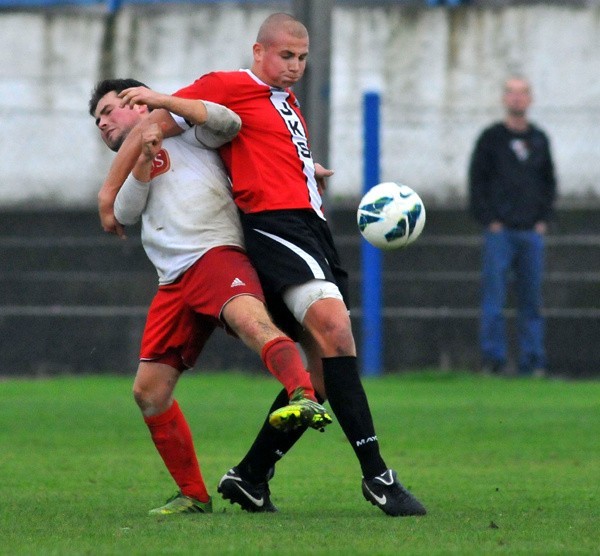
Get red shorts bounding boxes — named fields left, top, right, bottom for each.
left=140, top=246, right=264, bottom=371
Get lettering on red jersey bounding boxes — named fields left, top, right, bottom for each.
left=150, top=149, right=171, bottom=179
left=269, top=90, right=323, bottom=218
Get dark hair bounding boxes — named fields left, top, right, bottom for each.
left=88, top=78, right=148, bottom=116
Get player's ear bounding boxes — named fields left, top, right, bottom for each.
left=252, top=42, right=263, bottom=62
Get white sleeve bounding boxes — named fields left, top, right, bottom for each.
left=170, top=113, right=190, bottom=130
left=194, top=101, right=241, bottom=148
left=169, top=101, right=240, bottom=148
left=114, top=175, right=151, bottom=225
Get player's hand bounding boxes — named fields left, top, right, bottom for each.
left=534, top=221, right=547, bottom=235
left=140, top=123, right=163, bottom=162
left=314, top=162, right=334, bottom=194
left=119, top=87, right=169, bottom=110
left=98, top=192, right=126, bottom=238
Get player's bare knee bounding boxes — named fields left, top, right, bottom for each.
left=316, top=320, right=355, bottom=356
left=132, top=363, right=176, bottom=415
left=132, top=383, right=153, bottom=411
left=133, top=385, right=172, bottom=416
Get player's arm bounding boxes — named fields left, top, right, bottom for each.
left=193, top=101, right=241, bottom=148
left=113, top=123, right=163, bottom=227
left=98, top=108, right=179, bottom=236
left=171, top=74, right=242, bottom=147
left=119, top=86, right=209, bottom=125
left=119, top=86, right=240, bottom=147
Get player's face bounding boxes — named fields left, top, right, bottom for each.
left=94, top=91, right=143, bottom=151
left=503, top=79, right=532, bottom=118
left=253, top=31, right=309, bottom=89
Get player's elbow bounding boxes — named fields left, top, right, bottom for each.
left=114, top=210, right=138, bottom=226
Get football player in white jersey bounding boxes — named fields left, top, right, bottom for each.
left=89, top=78, right=331, bottom=516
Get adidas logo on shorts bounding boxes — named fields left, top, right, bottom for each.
left=230, top=277, right=246, bottom=288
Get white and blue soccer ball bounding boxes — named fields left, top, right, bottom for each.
left=357, top=182, right=426, bottom=250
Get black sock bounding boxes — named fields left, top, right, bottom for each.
left=237, top=388, right=308, bottom=483
left=322, top=356, right=387, bottom=478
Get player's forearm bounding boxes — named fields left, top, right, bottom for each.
left=132, top=151, right=154, bottom=182
left=165, top=97, right=240, bottom=146
left=114, top=174, right=150, bottom=225
left=159, top=95, right=208, bottom=126
left=98, top=126, right=143, bottom=209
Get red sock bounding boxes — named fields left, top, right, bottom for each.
left=261, top=336, right=315, bottom=400
left=143, top=400, right=209, bottom=503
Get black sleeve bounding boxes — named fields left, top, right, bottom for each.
left=538, top=132, right=557, bottom=222
left=468, top=129, right=495, bottom=227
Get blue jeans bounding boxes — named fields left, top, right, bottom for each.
left=480, top=229, right=546, bottom=374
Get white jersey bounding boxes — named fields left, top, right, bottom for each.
left=114, top=106, right=244, bottom=285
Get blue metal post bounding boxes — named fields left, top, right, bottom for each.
left=361, top=91, right=382, bottom=376
left=106, top=0, right=121, bottom=13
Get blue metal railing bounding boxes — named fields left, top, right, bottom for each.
left=0, top=0, right=471, bottom=10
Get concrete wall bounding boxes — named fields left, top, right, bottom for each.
left=1, top=3, right=599, bottom=207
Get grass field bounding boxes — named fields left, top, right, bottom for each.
left=1, top=371, right=599, bottom=555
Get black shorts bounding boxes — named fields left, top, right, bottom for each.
left=240, top=209, right=349, bottom=337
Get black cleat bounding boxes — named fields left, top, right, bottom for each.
left=217, top=467, right=277, bottom=513
left=362, top=469, right=426, bottom=517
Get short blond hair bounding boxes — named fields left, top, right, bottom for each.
left=256, top=12, right=308, bottom=46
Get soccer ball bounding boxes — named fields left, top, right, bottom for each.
left=357, top=182, right=426, bottom=250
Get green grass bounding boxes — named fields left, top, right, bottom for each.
left=1, top=371, right=599, bottom=555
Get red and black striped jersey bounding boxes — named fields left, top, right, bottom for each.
left=174, top=69, right=324, bottom=218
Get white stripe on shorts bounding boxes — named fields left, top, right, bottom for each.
left=253, top=228, right=326, bottom=280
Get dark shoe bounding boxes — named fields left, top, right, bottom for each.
left=217, top=467, right=277, bottom=513
left=362, top=469, right=426, bottom=517
left=481, top=361, right=505, bottom=375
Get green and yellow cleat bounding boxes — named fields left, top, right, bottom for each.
left=268, top=388, right=333, bottom=432
left=148, top=492, right=212, bottom=516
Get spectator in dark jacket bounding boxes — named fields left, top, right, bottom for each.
left=469, top=75, right=557, bottom=376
